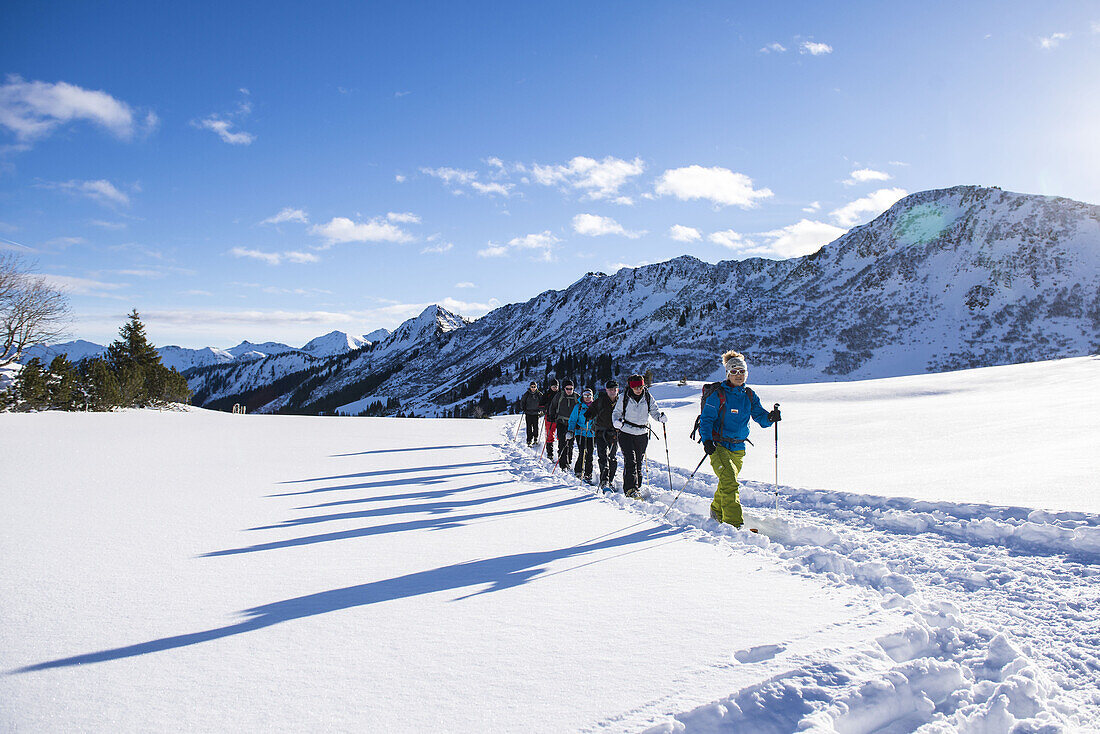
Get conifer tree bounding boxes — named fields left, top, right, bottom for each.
left=46, top=354, right=77, bottom=410
left=107, top=309, right=161, bottom=374
left=13, top=357, right=47, bottom=410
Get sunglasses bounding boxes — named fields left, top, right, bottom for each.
left=728, top=368, right=746, bottom=375
left=564, top=386, right=574, bottom=390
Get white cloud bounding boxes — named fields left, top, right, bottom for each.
left=454, top=281, right=475, bottom=288
left=144, top=309, right=356, bottom=327
left=39, top=273, right=126, bottom=297
left=193, top=94, right=255, bottom=145
left=45, top=179, right=130, bottom=207
left=530, top=155, right=645, bottom=200
left=655, top=165, right=773, bottom=208
left=486, top=156, right=505, bottom=170
left=386, top=211, right=420, bottom=223
left=477, top=243, right=509, bottom=258
left=195, top=117, right=254, bottom=145
left=612, top=196, right=634, bottom=206
left=310, top=216, right=414, bottom=246
left=395, top=174, right=406, bottom=183
left=802, top=201, right=821, bottom=213
left=45, top=236, right=86, bottom=247
left=760, top=42, right=787, bottom=53
left=260, top=207, right=309, bottom=225
left=1092, top=21, right=1100, bottom=34
left=755, top=219, right=847, bottom=258
left=708, top=230, right=755, bottom=250
left=1039, top=32, right=1069, bottom=49
left=420, top=166, right=478, bottom=186
left=90, top=219, right=127, bottom=230
left=0, top=75, right=152, bottom=143
left=830, top=187, right=908, bottom=226
left=229, top=247, right=319, bottom=265
left=668, top=225, right=702, bottom=242
left=888, top=160, right=909, bottom=167
left=844, top=168, right=891, bottom=186
left=470, top=180, right=513, bottom=196
left=572, top=213, right=643, bottom=238
left=800, top=41, right=833, bottom=55
left=421, top=241, right=454, bottom=254
left=181, top=289, right=213, bottom=297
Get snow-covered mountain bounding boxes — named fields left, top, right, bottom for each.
left=300, top=330, right=367, bottom=358
left=158, top=345, right=236, bottom=372
left=19, top=339, right=107, bottom=364
left=224, top=340, right=297, bottom=359
left=183, top=185, right=1099, bottom=416
left=363, top=328, right=391, bottom=343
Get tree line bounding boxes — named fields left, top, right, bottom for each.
left=1, top=310, right=191, bottom=412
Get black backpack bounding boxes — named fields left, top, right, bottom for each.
left=690, top=382, right=754, bottom=442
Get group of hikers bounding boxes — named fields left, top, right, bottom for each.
left=517, top=349, right=782, bottom=529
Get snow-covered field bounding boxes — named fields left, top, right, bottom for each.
left=2, top=357, right=1098, bottom=732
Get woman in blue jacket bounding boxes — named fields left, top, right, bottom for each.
left=698, top=350, right=781, bottom=527
left=567, top=388, right=597, bottom=484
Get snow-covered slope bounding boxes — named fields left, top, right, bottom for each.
left=225, top=340, right=297, bottom=359
left=187, top=185, right=1099, bottom=416
left=158, top=345, right=236, bottom=372
left=362, top=328, right=390, bottom=343
left=3, top=355, right=1096, bottom=730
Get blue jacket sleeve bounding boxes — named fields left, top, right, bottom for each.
left=698, top=390, right=720, bottom=442
left=750, top=390, right=772, bottom=429
left=568, top=405, right=582, bottom=434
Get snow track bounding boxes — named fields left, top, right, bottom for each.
left=503, top=419, right=1098, bottom=732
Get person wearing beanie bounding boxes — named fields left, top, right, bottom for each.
left=584, top=380, right=621, bottom=490
left=518, top=380, right=543, bottom=446
left=551, top=379, right=580, bottom=469
left=566, top=388, right=597, bottom=484
left=540, top=379, right=560, bottom=459
left=612, top=373, right=667, bottom=497
left=698, top=350, right=781, bottom=527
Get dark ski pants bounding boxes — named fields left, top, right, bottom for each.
left=556, top=420, right=573, bottom=468
left=573, top=435, right=594, bottom=479
left=524, top=413, right=540, bottom=445
left=618, top=432, right=649, bottom=495
left=544, top=418, right=557, bottom=458
left=595, top=429, right=618, bottom=485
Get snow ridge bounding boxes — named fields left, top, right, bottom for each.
left=500, top=420, right=1092, bottom=732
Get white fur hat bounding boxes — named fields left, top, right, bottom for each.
left=722, top=351, right=747, bottom=373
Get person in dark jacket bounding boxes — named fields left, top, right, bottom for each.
left=612, top=373, right=667, bottom=497
left=585, top=380, right=620, bottom=490
left=540, top=379, right=560, bottom=459
left=518, top=381, right=543, bottom=446
left=552, top=379, right=580, bottom=470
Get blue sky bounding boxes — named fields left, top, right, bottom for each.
left=2, top=1, right=1098, bottom=348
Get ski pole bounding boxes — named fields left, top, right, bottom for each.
left=773, top=403, right=780, bottom=515
left=662, top=423, right=674, bottom=495
left=660, top=454, right=708, bottom=519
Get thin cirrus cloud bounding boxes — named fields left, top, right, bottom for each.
left=260, top=208, right=309, bottom=225
left=229, top=247, right=319, bottom=265
left=572, top=213, right=644, bottom=239
left=668, top=225, right=702, bottom=242
left=0, top=75, right=157, bottom=144
left=760, top=42, right=787, bottom=53
left=654, top=165, right=773, bottom=208
left=38, top=273, right=127, bottom=297
left=309, top=216, right=415, bottom=247
left=830, top=187, right=908, bottom=227
left=844, top=168, right=892, bottom=186
left=42, top=179, right=131, bottom=207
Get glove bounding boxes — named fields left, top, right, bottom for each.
left=703, top=439, right=716, bottom=455
left=565, top=432, right=574, bottom=441
left=659, top=413, right=667, bottom=424
left=768, top=408, right=782, bottom=423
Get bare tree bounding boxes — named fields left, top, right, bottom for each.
left=0, top=255, right=71, bottom=367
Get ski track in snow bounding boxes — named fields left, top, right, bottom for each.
left=500, top=418, right=1100, bottom=733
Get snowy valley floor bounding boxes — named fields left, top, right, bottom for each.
left=2, top=357, right=1099, bottom=732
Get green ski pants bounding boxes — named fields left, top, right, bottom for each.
left=709, top=446, right=746, bottom=528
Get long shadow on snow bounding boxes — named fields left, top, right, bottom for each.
left=268, top=468, right=504, bottom=497
left=296, top=481, right=510, bottom=509
left=252, top=484, right=549, bottom=530
left=330, top=443, right=494, bottom=457
left=203, top=494, right=587, bottom=557
left=277, top=460, right=504, bottom=485
left=13, top=525, right=682, bottom=673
